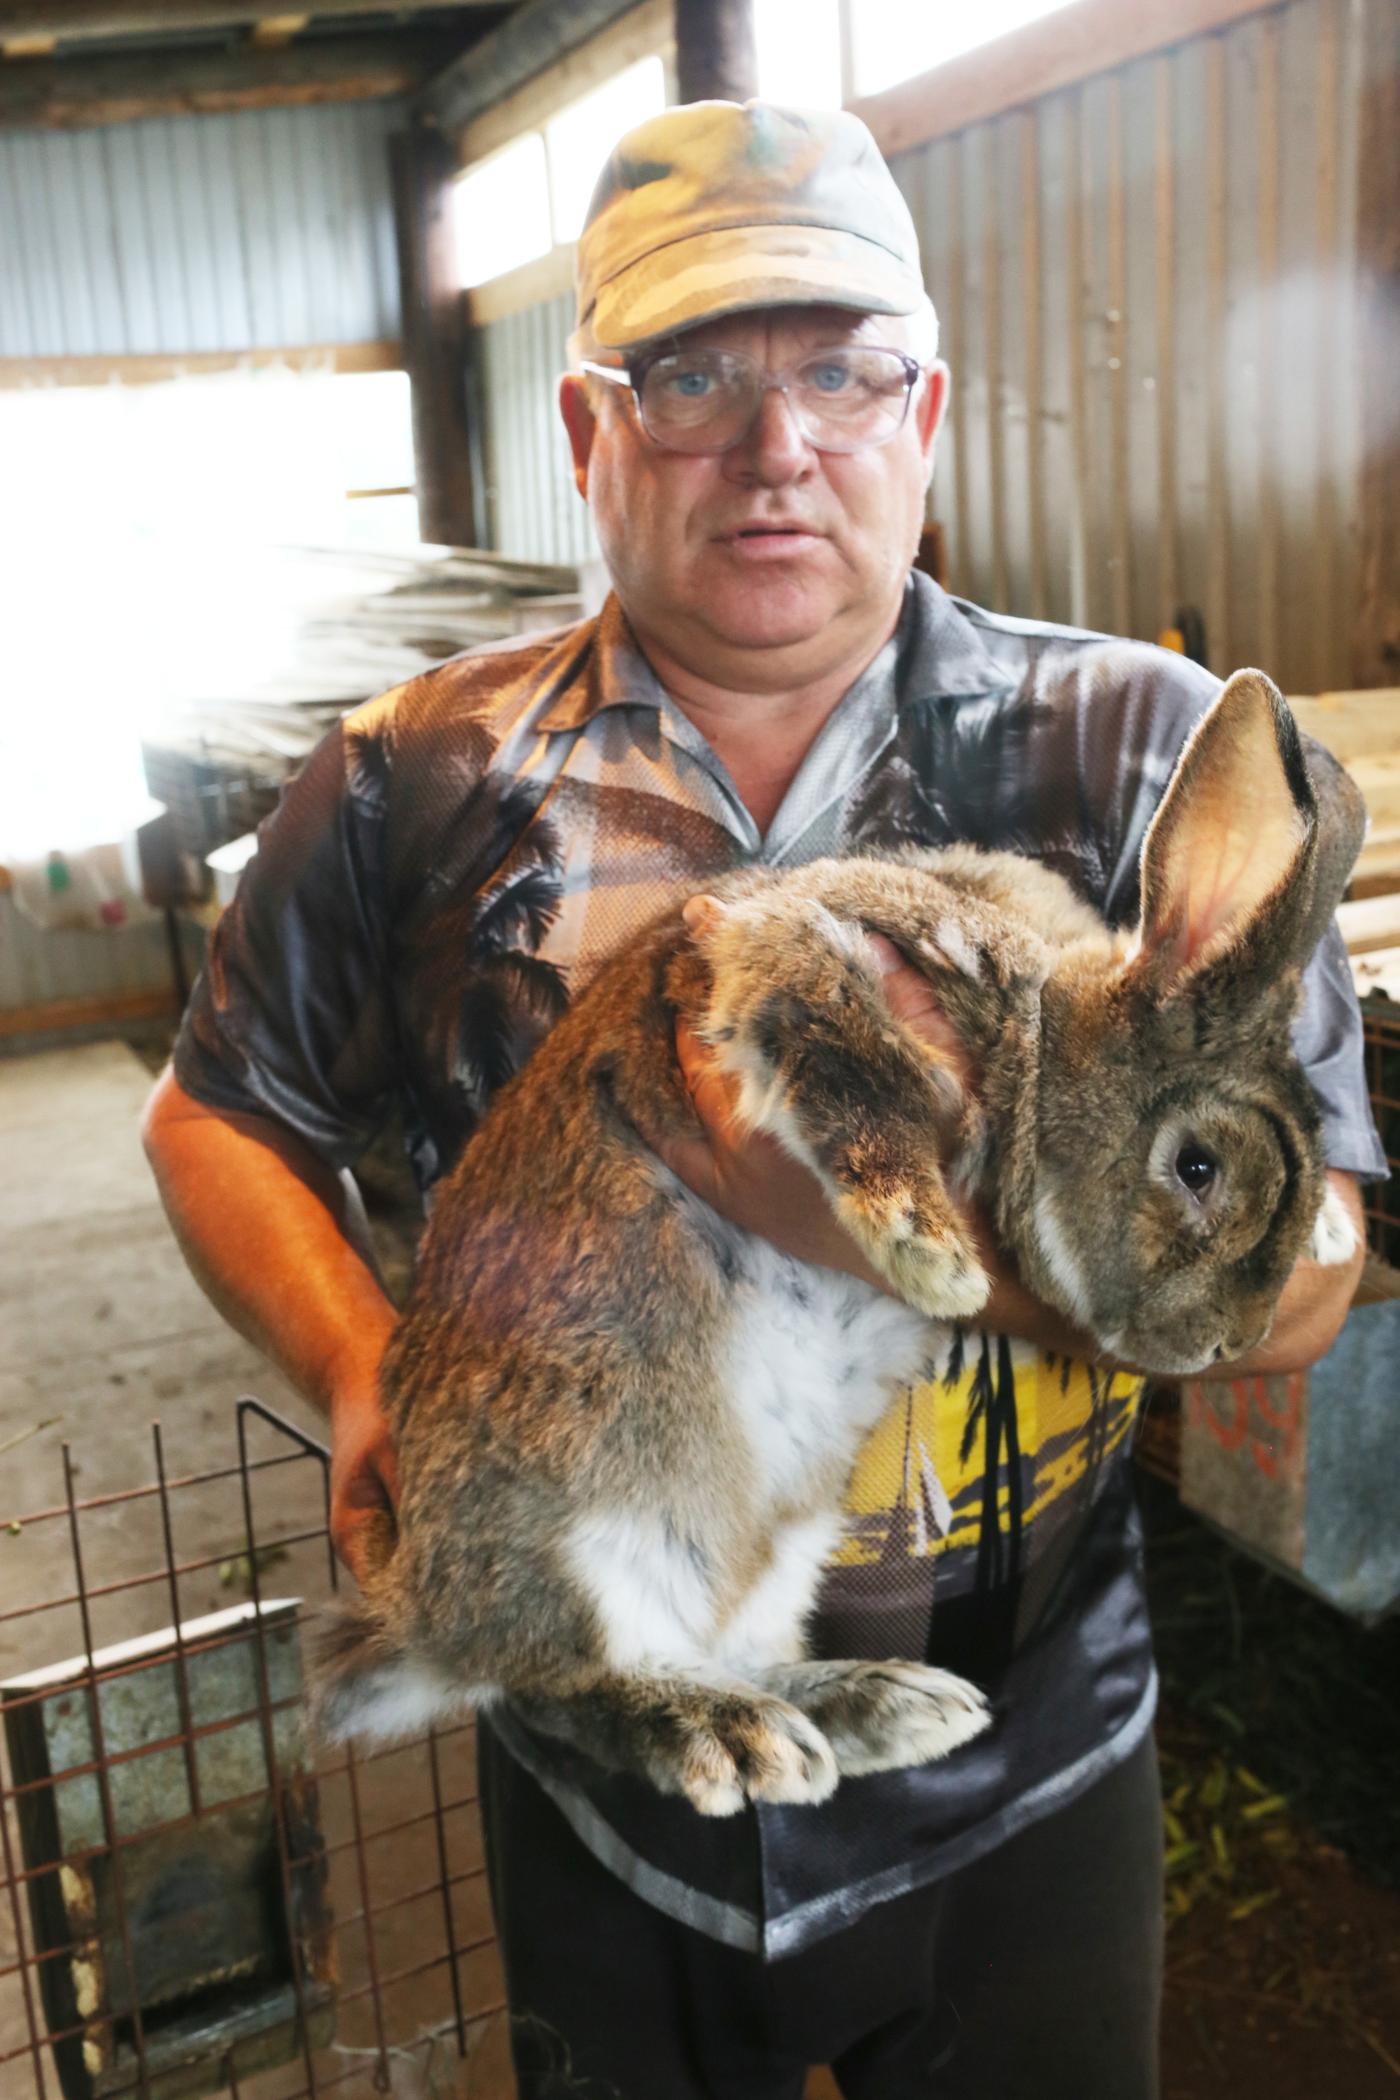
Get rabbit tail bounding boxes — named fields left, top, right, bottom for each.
left=310, top=1587, right=483, bottom=1746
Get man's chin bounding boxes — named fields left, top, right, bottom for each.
left=689, top=583, right=851, bottom=657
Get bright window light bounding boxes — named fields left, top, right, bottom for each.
left=851, top=0, right=1075, bottom=98
left=453, top=132, right=552, bottom=289
left=0, top=368, right=418, bottom=861
left=546, top=56, right=667, bottom=246
left=753, top=0, right=843, bottom=109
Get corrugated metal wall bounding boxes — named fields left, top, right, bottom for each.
left=473, top=0, right=1389, bottom=693
left=0, top=99, right=404, bottom=357
left=478, top=288, right=598, bottom=566
left=894, top=0, right=1381, bottom=691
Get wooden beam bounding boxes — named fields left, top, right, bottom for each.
left=456, top=0, right=670, bottom=168
left=849, top=0, right=1285, bottom=160
left=674, top=0, right=754, bottom=103
left=0, top=33, right=446, bottom=126
left=1338, top=892, right=1400, bottom=959
left=249, top=12, right=309, bottom=46
left=1352, top=0, right=1400, bottom=688
left=420, top=0, right=641, bottom=135
left=0, top=987, right=178, bottom=1041
left=391, top=123, right=476, bottom=547
left=0, top=341, right=402, bottom=387
left=0, top=0, right=495, bottom=40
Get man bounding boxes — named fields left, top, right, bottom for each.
left=145, top=102, right=1382, bottom=2097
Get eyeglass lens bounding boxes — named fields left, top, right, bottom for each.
left=636, top=348, right=915, bottom=454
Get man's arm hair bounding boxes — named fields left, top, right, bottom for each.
left=142, top=1066, right=400, bottom=1574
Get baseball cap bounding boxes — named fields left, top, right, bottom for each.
left=575, top=100, right=927, bottom=350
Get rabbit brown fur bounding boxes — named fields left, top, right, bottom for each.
left=313, top=670, right=1364, bottom=1814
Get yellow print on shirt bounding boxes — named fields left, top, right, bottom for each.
left=830, top=1343, right=1143, bottom=1568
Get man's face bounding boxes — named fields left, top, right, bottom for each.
left=559, top=306, right=947, bottom=688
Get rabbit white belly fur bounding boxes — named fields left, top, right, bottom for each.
left=562, top=1233, right=933, bottom=1679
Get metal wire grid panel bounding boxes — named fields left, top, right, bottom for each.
left=0, top=1400, right=504, bottom=2100
left=1361, top=999, right=1400, bottom=1269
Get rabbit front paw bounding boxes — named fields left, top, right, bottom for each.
left=765, top=1659, right=992, bottom=1776
left=670, top=1692, right=840, bottom=1816
left=837, top=1183, right=989, bottom=1319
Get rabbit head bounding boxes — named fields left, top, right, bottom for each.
left=1018, top=669, right=1363, bottom=1376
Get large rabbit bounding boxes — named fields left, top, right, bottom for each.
left=314, top=669, right=1362, bottom=1813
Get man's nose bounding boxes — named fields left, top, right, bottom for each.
left=726, top=385, right=813, bottom=484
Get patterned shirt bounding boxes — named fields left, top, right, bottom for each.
left=176, top=574, right=1383, bottom=1957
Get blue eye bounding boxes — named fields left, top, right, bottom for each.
left=809, top=361, right=852, bottom=393
left=668, top=367, right=714, bottom=397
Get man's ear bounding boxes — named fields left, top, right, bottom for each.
left=559, top=375, right=597, bottom=498
left=915, top=360, right=949, bottom=474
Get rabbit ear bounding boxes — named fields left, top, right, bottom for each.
left=1125, top=669, right=1323, bottom=995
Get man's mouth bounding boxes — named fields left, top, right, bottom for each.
left=721, top=523, right=822, bottom=553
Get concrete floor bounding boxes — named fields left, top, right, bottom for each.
left=0, top=1041, right=843, bottom=2100
left=0, top=1042, right=509, bottom=2099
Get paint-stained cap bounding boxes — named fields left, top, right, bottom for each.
left=575, top=100, right=927, bottom=350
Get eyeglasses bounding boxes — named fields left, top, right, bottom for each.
left=579, top=345, right=923, bottom=456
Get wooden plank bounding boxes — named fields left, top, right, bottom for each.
left=464, top=245, right=574, bottom=329
left=0, top=33, right=443, bottom=128
left=1351, top=0, right=1400, bottom=686
left=392, top=122, right=476, bottom=548
left=1336, top=892, right=1400, bottom=959
left=249, top=11, right=309, bottom=45
left=1288, top=688, right=1400, bottom=764
left=454, top=0, right=670, bottom=168
left=420, top=0, right=643, bottom=138
left=1351, top=945, right=1400, bottom=1006
left=850, top=0, right=1285, bottom=161
left=1346, top=752, right=1400, bottom=834
left=0, top=0, right=492, bottom=38
left=0, top=339, right=402, bottom=387
left=0, top=987, right=178, bottom=1040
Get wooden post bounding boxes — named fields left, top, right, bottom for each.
left=1351, top=0, right=1400, bottom=688
left=674, top=0, right=757, bottom=104
left=391, top=123, right=476, bottom=550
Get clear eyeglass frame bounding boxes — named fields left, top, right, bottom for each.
left=579, top=345, right=923, bottom=456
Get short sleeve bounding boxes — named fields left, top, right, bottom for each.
left=173, top=714, right=397, bottom=1168
left=1293, top=921, right=1389, bottom=1179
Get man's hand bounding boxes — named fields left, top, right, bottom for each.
left=330, top=1381, right=400, bottom=1584
left=654, top=897, right=975, bottom=1287
left=658, top=897, right=1094, bottom=1358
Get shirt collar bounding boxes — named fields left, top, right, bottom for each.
left=533, top=570, right=1007, bottom=737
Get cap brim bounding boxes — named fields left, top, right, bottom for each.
left=588, top=222, right=925, bottom=350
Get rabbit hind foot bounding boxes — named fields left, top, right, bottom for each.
left=511, top=1674, right=839, bottom=1817
left=761, top=1658, right=992, bottom=1777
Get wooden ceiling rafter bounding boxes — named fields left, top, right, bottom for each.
left=0, top=28, right=455, bottom=123
left=0, top=0, right=501, bottom=46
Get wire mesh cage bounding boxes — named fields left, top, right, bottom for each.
left=0, top=1400, right=505, bottom=2100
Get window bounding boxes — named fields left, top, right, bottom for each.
left=453, top=55, right=666, bottom=288
left=850, top=0, right=1076, bottom=97
left=547, top=56, right=667, bottom=246
left=453, top=132, right=552, bottom=290
left=0, top=367, right=417, bottom=859
left=753, top=0, right=843, bottom=110
left=754, top=0, right=1077, bottom=106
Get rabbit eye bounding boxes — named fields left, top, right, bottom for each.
left=1175, top=1143, right=1218, bottom=1196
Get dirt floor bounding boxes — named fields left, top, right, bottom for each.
left=2, top=1038, right=1397, bottom=2099
left=1142, top=1474, right=1400, bottom=2099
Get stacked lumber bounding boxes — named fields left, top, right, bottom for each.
left=1291, top=688, right=1400, bottom=1004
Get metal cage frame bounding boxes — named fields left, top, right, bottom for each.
left=1, top=1398, right=503, bottom=2100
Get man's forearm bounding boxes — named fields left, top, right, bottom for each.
left=141, top=1067, right=398, bottom=1416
